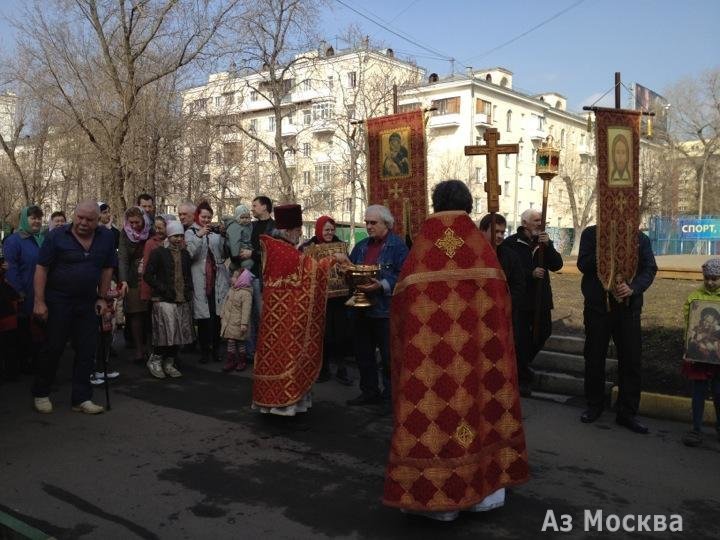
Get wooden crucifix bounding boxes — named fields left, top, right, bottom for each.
left=464, top=128, right=519, bottom=242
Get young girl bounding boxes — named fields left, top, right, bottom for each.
left=142, top=221, right=194, bottom=379
left=220, top=269, right=253, bottom=372
left=681, top=258, right=720, bottom=447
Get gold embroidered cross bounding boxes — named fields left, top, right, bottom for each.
left=435, top=228, right=464, bottom=258
left=454, top=421, right=476, bottom=448
left=389, top=182, right=403, bottom=200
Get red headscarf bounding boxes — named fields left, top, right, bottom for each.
left=194, top=201, right=214, bottom=225
left=314, top=215, right=336, bottom=244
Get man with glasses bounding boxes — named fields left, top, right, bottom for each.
left=346, top=205, right=408, bottom=407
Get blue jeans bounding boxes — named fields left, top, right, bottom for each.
left=247, top=277, right=262, bottom=357
left=32, top=300, right=98, bottom=405
left=353, top=315, right=390, bottom=398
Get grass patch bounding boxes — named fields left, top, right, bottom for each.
left=551, top=272, right=701, bottom=396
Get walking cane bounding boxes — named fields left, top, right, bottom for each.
left=96, top=299, right=114, bottom=411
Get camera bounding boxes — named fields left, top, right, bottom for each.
left=208, top=223, right=224, bottom=235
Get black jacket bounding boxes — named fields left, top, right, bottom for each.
left=501, top=227, right=563, bottom=311
left=497, top=244, right=525, bottom=313
left=143, top=246, right=193, bottom=303
left=577, top=225, right=657, bottom=313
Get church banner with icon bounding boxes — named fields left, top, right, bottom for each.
left=367, top=110, right=428, bottom=241
left=303, top=241, right=350, bottom=299
left=594, top=107, right=641, bottom=291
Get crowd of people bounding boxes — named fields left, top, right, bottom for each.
left=1, top=179, right=719, bottom=521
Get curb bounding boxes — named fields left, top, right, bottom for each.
left=611, top=387, right=718, bottom=425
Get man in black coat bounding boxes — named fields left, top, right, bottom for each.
left=577, top=225, right=657, bottom=433
left=501, top=209, right=563, bottom=395
left=480, top=213, right=527, bottom=394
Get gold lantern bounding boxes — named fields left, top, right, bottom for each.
left=535, top=136, right=560, bottom=181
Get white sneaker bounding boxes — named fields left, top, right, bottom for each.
left=162, top=359, right=182, bottom=378
left=94, top=370, right=120, bottom=379
left=147, top=355, right=166, bottom=379
left=34, top=397, right=53, bottom=414
left=72, top=400, right=105, bottom=414
left=90, top=374, right=105, bottom=386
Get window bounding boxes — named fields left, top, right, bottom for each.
left=506, top=110, right=512, bottom=132
left=214, top=151, right=222, bottom=165
left=192, top=98, right=207, bottom=112
left=492, top=105, right=498, bottom=124
left=192, top=146, right=209, bottom=166
left=223, top=92, right=235, bottom=106
left=580, top=133, right=586, bottom=146
left=250, top=90, right=258, bottom=102
left=223, top=142, right=241, bottom=165
left=474, top=197, right=483, bottom=214
left=530, top=176, right=536, bottom=190
left=302, top=79, right=311, bottom=91
left=286, top=112, right=294, bottom=125
left=347, top=71, right=357, bottom=88
left=303, top=109, right=311, bottom=125
left=504, top=180, right=510, bottom=193
left=475, top=99, right=492, bottom=122
left=313, top=102, right=332, bottom=120
left=302, top=143, right=311, bottom=157
left=344, top=198, right=352, bottom=212
left=346, top=104, right=356, bottom=119
left=267, top=116, right=275, bottom=131
left=249, top=118, right=257, bottom=133
left=431, top=96, right=460, bottom=115
left=214, top=96, right=221, bottom=108
left=529, top=202, right=535, bottom=209
left=267, top=148, right=274, bottom=161
left=531, top=148, right=536, bottom=165
left=303, top=171, right=311, bottom=185
left=315, top=163, right=332, bottom=186
left=505, top=154, right=511, bottom=168
left=398, top=102, right=421, bottom=113
left=475, top=167, right=482, bottom=184
left=560, top=129, right=566, bottom=148
left=327, top=76, right=334, bottom=89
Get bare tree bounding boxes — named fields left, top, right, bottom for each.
left=223, top=0, right=323, bottom=204
left=557, top=150, right=596, bottom=255
left=9, top=0, right=238, bottom=211
left=665, top=68, right=720, bottom=216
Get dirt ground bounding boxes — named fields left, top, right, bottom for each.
left=550, top=272, right=701, bottom=396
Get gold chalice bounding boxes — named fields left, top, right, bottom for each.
left=344, top=264, right=380, bottom=308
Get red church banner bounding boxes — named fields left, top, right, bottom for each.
left=594, top=108, right=641, bottom=290
left=366, top=110, right=428, bottom=241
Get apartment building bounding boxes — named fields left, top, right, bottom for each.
left=179, top=44, right=423, bottom=222
left=398, top=68, right=595, bottom=230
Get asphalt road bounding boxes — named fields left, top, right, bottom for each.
left=1, top=354, right=719, bottom=540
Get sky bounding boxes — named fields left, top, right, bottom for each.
left=0, top=0, right=717, bottom=113
left=319, top=0, right=720, bottom=111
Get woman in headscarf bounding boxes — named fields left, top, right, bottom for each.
left=118, top=206, right=151, bottom=363
left=140, top=215, right=168, bottom=302
left=4, top=205, right=45, bottom=373
left=185, top=201, right=230, bottom=364
left=300, top=215, right=353, bottom=385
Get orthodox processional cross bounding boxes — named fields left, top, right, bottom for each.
left=464, top=128, right=518, bottom=215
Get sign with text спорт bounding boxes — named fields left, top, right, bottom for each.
left=678, top=219, right=720, bottom=239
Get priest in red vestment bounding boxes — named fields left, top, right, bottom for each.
left=251, top=204, right=335, bottom=416
left=383, top=180, right=529, bottom=521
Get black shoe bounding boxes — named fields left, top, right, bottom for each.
left=615, top=415, right=648, bottom=434
left=580, top=407, right=603, bottom=423
left=335, top=367, right=353, bottom=386
left=199, top=353, right=210, bottom=365
left=346, top=393, right=382, bottom=406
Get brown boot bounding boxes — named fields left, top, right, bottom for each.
left=222, top=351, right=236, bottom=373
left=235, top=352, right=248, bottom=372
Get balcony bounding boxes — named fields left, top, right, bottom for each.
left=578, top=143, right=595, bottom=157
left=428, top=113, right=461, bottom=129
left=281, top=121, right=298, bottom=137
left=474, top=113, right=492, bottom=127
left=528, top=128, right=548, bottom=141
left=311, top=118, right=335, bottom=134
